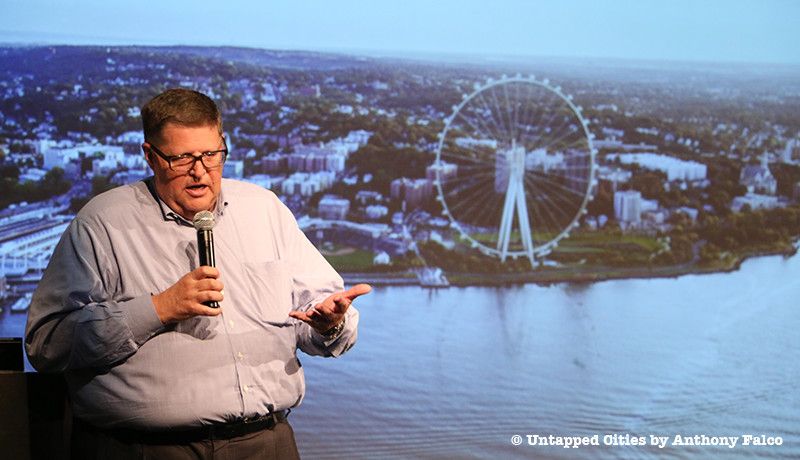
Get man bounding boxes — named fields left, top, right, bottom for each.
left=25, top=88, right=370, bottom=459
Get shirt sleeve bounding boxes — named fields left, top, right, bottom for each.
left=275, top=202, right=359, bottom=358
left=24, top=217, right=165, bottom=372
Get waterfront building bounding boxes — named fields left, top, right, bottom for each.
left=783, top=139, right=799, bottom=163
left=674, top=207, right=700, bottom=222
left=596, top=166, right=632, bottom=192
left=390, top=177, right=433, bottom=209
left=496, top=147, right=568, bottom=193
left=89, top=148, right=146, bottom=176
left=34, top=139, right=57, bottom=156
left=46, top=144, right=126, bottom=171
left=287, top=144, right=347, bottom=173
left=494, top=149, right=512, bottom=193
left=223, top=160, right=244, bottom=179
left=242, top=174, right=274, bottom=191
left=335, top=105, right=354, bottom=115
left=261, top=153, right=288, bottom=173
left=593, top=139, right=624, bottom=149
left=373, top=251, right=391, bottom=265
left=287, top=153, right=306, bottom=171
left=426, top=161, right=458, bottom=184
left=417, top=267, right=449, bottom=287
left=730, top=193, right=782, bottom=212
left=390, top=179, right=405, bottom=201
left=43, top=147, right=68, bottom=169
left=365, top=205, right=389, bottom=220
left=601, top=127, right=624, bottom=139
left=525, top=148, right=564, bottom=173
left=391, top=212, right=404, bottom=226
left=299, top=215, right=405, bottom=256
left=740, top=154, right=777, bottom=195
left=260, top=83, right=278, bottom=103
left=390, top=178, right=432, bottom=209
left=0, top=202, right=67, bottom=224
left=0, top=214, right=70, bottom=275
left=318, top=195, right=351, bottom=220
left=607, top=152, right=707, bottom=182
left=355, top=191, right=383, bottom=205
left=404, top=180, right=429, bottom=209
left=281, top=171, right=335, bottom=197
left=326, top=130, right=371, bottom=154
left=597, top=142, right=658, bottom=152
left=642, top=209, right=668, bottom=226
left=455, top=137, right=497, bottom=150
left=281, top=177, right=315, bottom=197
left=319, top=154, right=342, bottom=173
left=636, top=127, right=659, bottom=136
left=19, top=168, right=47, bottom=183
left=115, top=131, right=144, bottom=145
left=429, top=231, right=455, bottom=250
left=641, top=198, right=659, bottom=213
left=61, top=159, right=83, bottom=180
left=110, top=169, right=149, bottom=185
left=614, top=190, right=642, bottom=224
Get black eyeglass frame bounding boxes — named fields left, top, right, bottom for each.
left=147, top=137, right=228, bottom=172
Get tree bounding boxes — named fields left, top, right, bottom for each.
left=69, top=175, right=115, bottom=213
left=41, top=167, right=70, bottom=195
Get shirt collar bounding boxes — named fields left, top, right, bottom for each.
left=144, top=177, right=229, bottom=227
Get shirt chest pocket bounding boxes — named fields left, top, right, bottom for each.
left=240, top=260, right=294, bottom=324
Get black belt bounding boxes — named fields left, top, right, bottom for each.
left=75, top=410, right=290, bottom=444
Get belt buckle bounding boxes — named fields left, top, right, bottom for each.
left=210, top=410, right=290, bottom=440
left=243, top=413, right=272, bottom=425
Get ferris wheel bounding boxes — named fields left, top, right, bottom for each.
left=433, top=75, right=597, bottom=267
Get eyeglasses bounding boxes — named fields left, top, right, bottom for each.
left=147, top=138, right=228, bottom=173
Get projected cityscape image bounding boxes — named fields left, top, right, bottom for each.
left=1, top=1, right=799, bottom=458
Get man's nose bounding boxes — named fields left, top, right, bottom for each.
left=189, top=157, right=208, bottom=177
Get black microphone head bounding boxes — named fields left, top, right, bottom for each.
left=193, top=210, right=215, bottom=231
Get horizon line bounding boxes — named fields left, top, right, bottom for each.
left=1, top=35, right=800, bottom=70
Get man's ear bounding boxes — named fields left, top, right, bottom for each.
left=142, top=143, right=155, bottom=170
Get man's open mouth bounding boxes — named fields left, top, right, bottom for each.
left=186, top=184, right=209, bottom=197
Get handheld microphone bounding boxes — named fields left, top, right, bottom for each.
left=193, top=210, right=219, bottom=308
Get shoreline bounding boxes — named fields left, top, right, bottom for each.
left=342, top=245, right=798, bottom=288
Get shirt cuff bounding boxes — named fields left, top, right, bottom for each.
left=125, top=294, right=166, bottom=345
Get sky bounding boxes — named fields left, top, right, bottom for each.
left=1, top=0, right=798, bottom=65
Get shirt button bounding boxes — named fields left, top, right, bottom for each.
left=228, top=320, right=235, bottom=328
left=237, top=352, right=244, bottom=360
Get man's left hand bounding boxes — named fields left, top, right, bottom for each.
left=289, top=284, right=371, bottom=335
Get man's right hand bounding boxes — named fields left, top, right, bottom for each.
left=151, top=266, right=224, bottom=324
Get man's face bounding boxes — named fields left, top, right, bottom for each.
left=143, top=123, right=224, bottom=221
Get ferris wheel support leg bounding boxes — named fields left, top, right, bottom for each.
left=497, top=175, right=518, bottom=262
left=515, top=183, right=536, bottom=268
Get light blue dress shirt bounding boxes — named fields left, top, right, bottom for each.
left=25, top=178, right=358, bottom=429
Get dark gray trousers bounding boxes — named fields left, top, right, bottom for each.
left=70, top=418, right=301, bottom=460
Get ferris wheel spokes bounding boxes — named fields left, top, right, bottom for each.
left=435, top=76, right=597, bottom=267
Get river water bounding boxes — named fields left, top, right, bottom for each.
left=291, top=254, right=800, bottom=459
left=2, top=253, right=798, bottom=458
